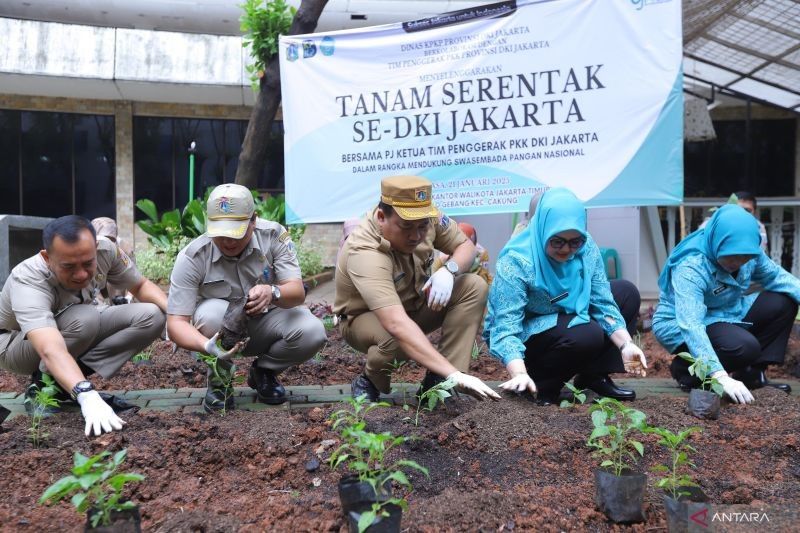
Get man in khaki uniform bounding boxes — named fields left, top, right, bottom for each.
left=335, top=176, right=500, bottom=401
left=167, top=184, right=326, bottom=413
left=0, top=215, right=168, bottom=436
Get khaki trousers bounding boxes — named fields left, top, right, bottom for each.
left=0, top=303, right=165, bottom=378
left=193, top=299, right=327, bottom=373
left=342, top=273, right=487, bottom=393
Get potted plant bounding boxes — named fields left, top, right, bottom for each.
left=586, top=397, right=648, bottom=523
left=677, top=352, right=723, bottom=419
left=329, top=395, right=428, bottom=533
left=647, top=426, right=708, bottom=532
left=40, top=449, right=144, bottom=532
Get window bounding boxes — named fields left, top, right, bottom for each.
left=0, top=109, right=115, bottom=218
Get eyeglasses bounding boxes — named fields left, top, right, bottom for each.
left=548, top=236, right=586, bottom=251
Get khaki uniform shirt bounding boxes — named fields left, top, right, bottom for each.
left=334, top=208, right=466, bottom=317
left=0, top=237, right=141, bottom=340
left=168, top=219, right=301, bottom=316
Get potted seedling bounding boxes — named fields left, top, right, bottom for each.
left=414, top=378, right=456, bottom=426
left=560, top=382, right=587, bottom=409
left=329, top=395, right=429, bottom=533
left=646, top=426, right=707, bottom=532
left=586, top=397, right=648, bottom=523
left=26, top=373, right=61, bottom=447
left=196, top=351, right=241, bottom=416
left=40, top=449, right=144, bottom=532
left=677, top=353, right=723, bottom=419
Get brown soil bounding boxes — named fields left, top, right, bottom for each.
left=0, top=387, right=797, bottom=531
left=2, top=328, right=797, bottom=395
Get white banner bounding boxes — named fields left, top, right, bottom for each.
left=280, top=0, right=683, bottom=223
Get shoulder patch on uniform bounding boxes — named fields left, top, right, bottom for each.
left=185, top=235, right=211, bottom=257
left=278, top=231, right=291, bottom=243
left=439, top=213, right=451, bottom=228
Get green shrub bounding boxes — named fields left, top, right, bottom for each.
left=135, top=236, right=192, bottom=284
left=240, top=0, right=296, bottom=90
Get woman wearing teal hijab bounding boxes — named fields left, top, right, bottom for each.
left=653, top=204, right=800, bottom=403
left=484, top=188, right=648, bottom=405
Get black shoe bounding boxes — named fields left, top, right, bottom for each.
left=534, top=390, right=560, bottom=406
left=351, top=374, right=380, bottom=402
left=202, top=365, right=235, bottom=413
left=734, top=367, right=792, bottom=394
left=24, top=371, right=70, bottom=417
left=574, top=374, right=636, bottom=401
left=247, top=364, right=287, bottom=405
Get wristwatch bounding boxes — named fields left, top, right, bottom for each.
left=445, top=260, right=460, bottom=276
left=71, top=380, right=94, bottom=400
left=271, top=284, right=281, bottom=303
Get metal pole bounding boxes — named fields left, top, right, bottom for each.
left=188, top=141, right=197, bottom=200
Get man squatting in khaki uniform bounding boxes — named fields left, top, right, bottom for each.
left=335, top=176, right=500, bottom=401
left=167, top=184, right=327, bottom=413
left=0, top=215, right=167, bottom=436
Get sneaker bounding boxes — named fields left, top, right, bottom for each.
left=247, top=363, right=287, bottom=405
left=351, top=374, right=380, bottom=402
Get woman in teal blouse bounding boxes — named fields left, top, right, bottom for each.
left=654, top=204, right=798, bottom=402
left=484, top=188, right=647, bottom=405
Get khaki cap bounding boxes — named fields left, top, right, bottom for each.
left=206, top=184, right=255, bottom=239
left=380, top=175, right=439, bottom=220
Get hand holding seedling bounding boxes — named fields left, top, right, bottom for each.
left=204, top=332, right=248, bottom=361
left=620, top=341, right=648, bottom=377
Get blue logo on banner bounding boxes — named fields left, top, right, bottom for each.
left=320, top=36, right=335, bottom=56
left=286, top=44, right=299, bottom=62
left=303, top=40, right=317, bottom=58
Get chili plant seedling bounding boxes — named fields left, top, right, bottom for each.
left=196, top=351, right=240, bottom=416
left=40, top=449, right=144, bottom=529
left=560, top=381, right=587, bottom=408
left=415, top=378, right=456, bottom=426
left=646, top=426, right=702, bottom=499
left=677, top=352, right=724, bottom=396
left=587, top=397, right=648, bottom=476
left=26, top=373, right=61, bottom=447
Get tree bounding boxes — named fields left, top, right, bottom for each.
left=236, top=0, right=329, bottom=190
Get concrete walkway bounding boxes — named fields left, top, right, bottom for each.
left=2, top=378, right=798, bottom=421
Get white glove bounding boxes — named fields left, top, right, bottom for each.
left=204, top=332, right=249, bottom=361
left=620, top=341, right=648, bottom=377
left=422, top=268, right=454, bottom=310
left=447, top=371, right=501, bottom=401
left=77, top=390, right=125, bottom=437
left=714, top=373, right=754, bottom=404
left=499, top=372, right=537, bottom=394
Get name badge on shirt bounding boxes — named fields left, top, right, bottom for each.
left=713, top=284, right=727, bottom=295
left=550, top=292, right=569, bottom=304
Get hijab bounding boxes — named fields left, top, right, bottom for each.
left=499, top=188, right=591, bottom=327
left=658, top=204, right=761, bottom=292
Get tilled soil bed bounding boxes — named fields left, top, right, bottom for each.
left=0, top=387, right=797, bottom=531
left=1, top=328, right=798, bottom=394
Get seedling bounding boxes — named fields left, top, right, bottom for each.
left=196, top=352, right=241, bottom=416
left=322, top=315, right=336, bottom=331
left=329, top=396, right=429, bottom=533
left=386, top=359, right=409, bottom=406
left=471, top=340, right=482, bottom=360
left=131, top=347, right=152, bottom=364
left=26, top=373, right=61, bottom=447
left=587, top=397, right=648, bottom=476
left=415, top=378, right=456, bottom=426
left=646, top=426, right=702, bottom=499
left=559, top=382, right=587, bottom=408
left=40, top=449, right=144, bottom=528
left=677, top=352, right=724, bottom=396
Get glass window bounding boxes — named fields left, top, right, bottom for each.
left=133, top=117, right=173, bottom=218
left=74, top=114, right=116, bottom=219
left=0, top=110, right=21, bottom=215
left=21, top=112, right=73, bottom=217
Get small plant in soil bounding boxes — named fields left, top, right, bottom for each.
left=26, top=373, right=61, bottom=447
left=587, top=397, right=648, bottom=476
left=40, top=449, right=144, bottom=529
left=415, top=378, right=456, bottom=426
left=131, top=347, right=152, bottom=364
left=196, top=351, right=242, bottom=416
left=677, top=352, right=723, bottom=395
left=560, top=382, right=587, bottom=408
left=471, top=340, right=482, bottom=360
left=329, top=395, right=429, bottom=533
left=646, top=426, right=702, bottom=499
left=386, top=360, right=409, bottom=406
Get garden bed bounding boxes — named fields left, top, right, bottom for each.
left=0, top=387, right=797, bottom=531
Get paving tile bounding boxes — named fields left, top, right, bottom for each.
left=239, top=402, right=290, bottom=412
left=0, top=392, right=21, bottom=399
left=147, top=398, right=202, bottom=407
